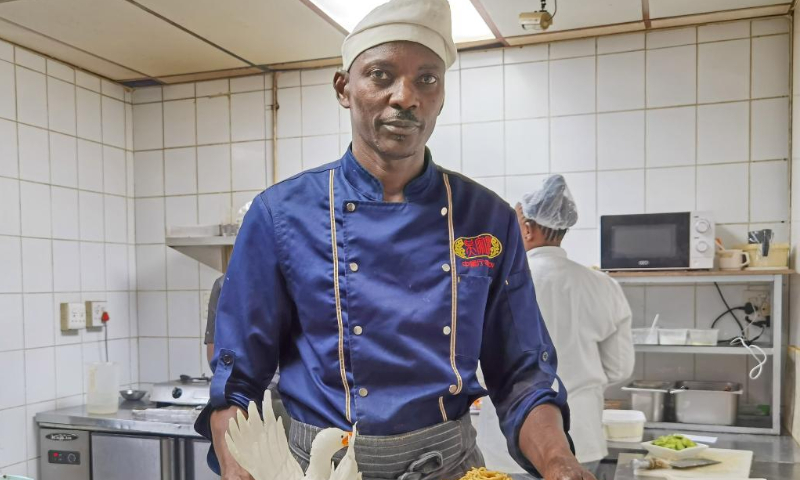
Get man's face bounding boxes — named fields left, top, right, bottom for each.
left=334, top=41, right=446, bottom=160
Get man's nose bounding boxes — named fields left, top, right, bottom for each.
left=389, top=77, right=420, bottom=111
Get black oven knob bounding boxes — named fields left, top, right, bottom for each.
left=172, top=387, right=183, bottom=399
left=67, top=453, right=77, bottom=463
left=696, top=241, right=709, bottom=253
left=695, top=219, right=710, bottom=233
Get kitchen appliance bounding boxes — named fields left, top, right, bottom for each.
left=671, top=381, right=743, bottom=426
left=151, top=374, right=211, bottom=406
left=622, top=380, right=675, bottom=422
left=600, top=212, right=715, bottom=271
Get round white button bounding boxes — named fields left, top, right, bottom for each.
left=354, top=326, right=363, bottom=335
left=346, top=203, right=356, bottom=212
left=359, top=388, right=368, bottom=397
left=443, top=326, right=451, bottom=335
left=349, top=262, right=359, bottom=272
left=440, top=207, right=448, bottom=216
left=695, top=219, right=710, bottom=233
left=448, top=384, right=457, bottom=394
left=696, top=241, right=709, bottom=253
left=442, top=264, right=451, bottom=272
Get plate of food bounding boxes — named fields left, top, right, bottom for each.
left=642, top=434, right=709, bottom=461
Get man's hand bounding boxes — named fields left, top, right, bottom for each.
left=518, top=404, right=596, bottom=480
left=211, top=407, right=255, bottom=480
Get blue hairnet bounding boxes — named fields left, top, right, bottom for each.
left=520, top=175, right=578, bottom=230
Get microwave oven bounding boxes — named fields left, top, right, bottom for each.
left=600, top=212, right=715, bottom=271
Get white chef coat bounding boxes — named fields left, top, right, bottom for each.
left=477, top=246, right=635, bottom=467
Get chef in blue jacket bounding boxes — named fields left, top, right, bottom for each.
left=196, top=1, right=593, bottom=479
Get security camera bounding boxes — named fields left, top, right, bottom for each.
left=519, top=11, right=553, bottom=31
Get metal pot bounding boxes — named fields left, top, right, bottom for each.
left=671, top=381, right=743, bottom=426
left=622, top=380, right=674, bottom=422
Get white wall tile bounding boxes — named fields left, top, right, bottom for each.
left=276, top=87, right=301, bottom=138
left=133, top=103, right=163, bottom=150
left=0, top=294, right=23, bottom=352
left=232, top=141, right=267, bottom=191
left=698, top=20, right=749, bottom=43
left=302, top=85, right=339, bottom=136
left=0, top=236, right=22, bottom=293
left=461, top=121, right=503, bottom=177
left=169, top=338, right=201, bottom=379
left=438, top=70, right=460, bottom=125
left=276, top=138, right=302, bottom=182
left=561, top=228, right=599, bottom=267
left=504, top=44, right=548, bottom=63
left=752, top=35, right=790, bottom=98
left=461, top=66, right=503, bottom=122
left=302, top=135, right=339, bottom=170
left=647, top=27, right=696, bottom=49
left=48, top=60, right=74, bottom=83
left=52, top=241, right=81, bottom=292
left=550, top=38, right=595, bottom=59
left=0, top=118, right=18, bottom=177
left=23, top=293, right=54, bottom=348
left=163, top=83, right=195, bottom=101
left=646, top=106, right=696, bottom=167
left=136, top=244, right=166, bottom=290
left=138, top=291, right=167, bottom=337
left=562, top=171, right=597, bottom=229
left=47, top=77, right=76, bottom=135
left=196, top=79, right=228, bottom=97
left=231, top=91, right=266, bottom=142
left=165, top=195, right=197, bottom=229
left=0, top=60, right=16, bottom=121
left=427, top=124, right=460, bottom=172
left=198, top=193, right=232, bottom=225
left=506, top=174, right=547, bottom=209
left=77, top=139, right=103, bottom=191
left=646, top=45, right=696, bottom=107
left=49, top=132, right=77, bottom=188
left=197, top=144, right=231, bottom=193
left=164, top=147, right=197, bottom=195
left=231, top=74, right=264, bottom=93
left=134, top=197, right=165, bottom=244
left=0, top=406, right=26, bottom=467
left=0, top=178, right=19, bottom=236
left=472, top=177, right=505, bottom=198
left=550, top=114, right=596, bottom=172
left=105, top=292, right=130, bottom=339
left=697, top=102, right=749, bottom=164
left=104, top=243, right=128, bottom=292
left=460, top=49, right=503, bottom=69
left=300, top=67, right=337, bottom=86
left=163, top=99, right=196, bottom=148
left=15, top=48, right=44, bottom=73
left=103, top=146, right=126, bottom=196
left=132, top=86, right=162, bottom=104
left=750, top=160, right=789, bottom=222
left=277, top=70, right=300, bottom=88
left=645, top=166, right=695, bottom=213
left=167, top=291, right=200, bottom=338
left=51, top=187, right=79, bottom=240
left=752, top=97, right=789, bottom=161
left=16, top=67, right=47, bottom=128
left=697, top=163, right=749, bottom=223
left=166, top=247, right=199, bottom=291
left=753, top=17, right=789, bottom=36
left=133, top=150, right=164, bottom=197
left=102, top=97, right=125, bottom=149
left=504, top=62, right=548, bottom=120
left=24, top=347, right=56, bottom=403
left=196, top=96, right=230, bottom=145
left=18, top=124, right=49, bottom=183
left=549, top=57, right=595, bottom=116
left=645, top=285, right=695, bottom=328
left=698, top=39, right=750, bottom=103
left=79, top=242, right=105, bottom=292
left=598, top=32, right=645, bottom=54
left=78, top=191, right=104, bottom=242
left=597, top=51, right=645, bottom=112
left=55, top=344, right=83, bottom=398
left=20, top=181, right=51, bottom=238
left=505, top=119, right=548, bottom=175
left=0, top=351, right=24, bottom=408
left=138, top=337, right=169, bottom=382
left=598, top=169, right=645, bottom=216
left=0, top=40, right=10, bottom=62
left=597, top=110, right=644, bottom=170
left=75, top=71, right=100, bottom=92
left=76, top=88, right=101, bottom=142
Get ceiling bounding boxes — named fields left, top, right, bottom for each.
left=0, top=0, right=792, bottom=85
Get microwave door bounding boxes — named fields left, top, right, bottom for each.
left=601, top=213, right=691, bottom=269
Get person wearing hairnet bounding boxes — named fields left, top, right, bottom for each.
left=477, top=175, right=634, bottom=477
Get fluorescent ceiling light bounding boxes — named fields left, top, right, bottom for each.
left=309, top=0, right=495, bottom=43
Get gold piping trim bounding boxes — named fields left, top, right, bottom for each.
left=438, top=396, right=448, bottom=422
left=443, top=173, right=463, bottom=395
left=329, top=169, right=352, bottom=423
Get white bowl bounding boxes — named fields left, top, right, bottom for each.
left=641, top=440, right=709, bottom=460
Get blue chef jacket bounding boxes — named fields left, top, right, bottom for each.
left=196, top=147, right=570, bottom=474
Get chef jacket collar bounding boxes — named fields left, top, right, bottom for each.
left=341, top=145, right=439, bottom=203
left=527, top=246, right=568, bottom=261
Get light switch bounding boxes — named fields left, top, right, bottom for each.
left=60, top=303, right=86, bottom=331
left=85, top=300, right=107, bottom=328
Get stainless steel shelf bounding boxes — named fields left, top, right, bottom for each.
left=646, top=416, right=776, bottom=435
left=165, top=236, right=236, bottom=247
left=609, top=269, right=793, bottom=285
left=165, top=236, right=235, bottom=271
left=635, top=345, right=774, bottom=355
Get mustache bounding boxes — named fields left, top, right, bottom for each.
left=382, top=110, right=421, bottom=125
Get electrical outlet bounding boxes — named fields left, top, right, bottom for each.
left=60, top=303, right=86, bottom=331
left=745, top=289, right=770, bottom=323
left=85, top=301, right=107, bottom=328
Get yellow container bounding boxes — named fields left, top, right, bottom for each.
left=742, top=243, right=790, bottom=268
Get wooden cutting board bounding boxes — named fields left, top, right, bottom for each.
left=636, top=448, right=753, bottom=478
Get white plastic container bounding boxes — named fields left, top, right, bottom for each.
left=659, top=328, right=688, bottom=345
left=688, top=329, right=719, bottom=346
left=641, top=440, right=709, bottom=460
left=87, top=362, right=119, bottom=414
left=632, top=328, right=658, bottom=345
left=602, top=409, right=646, bottom=442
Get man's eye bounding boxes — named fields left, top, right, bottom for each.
left=370, top=70, right=388, bottom=80
left=420, top=74, right=437, bottom=85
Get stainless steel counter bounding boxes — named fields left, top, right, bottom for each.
left=35, top=401, right=204, bottom=438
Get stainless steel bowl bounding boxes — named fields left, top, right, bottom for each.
left=120, top=389, right=148, bottom=401
left=622, top=380, right=675, bottom=422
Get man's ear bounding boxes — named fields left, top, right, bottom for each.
left=333, top=69, right=351, bottom=109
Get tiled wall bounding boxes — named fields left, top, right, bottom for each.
left=0, top=40, right=138, bottom=475
left=790, top=15, right=800, bottom=348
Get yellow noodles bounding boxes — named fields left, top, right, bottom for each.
left=459, top=467, right=512, bottom=480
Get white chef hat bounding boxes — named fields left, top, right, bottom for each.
left=521, top=175, right=579, bottom=230
left=341, top=0, right=458, bottom=71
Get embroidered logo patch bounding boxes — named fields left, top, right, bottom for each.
left=454, top=234, right=502, bottom=260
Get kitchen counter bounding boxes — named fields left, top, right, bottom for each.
left=610, top=429, right=800, bottom=479
left=35, top=401, right=204, bottom=438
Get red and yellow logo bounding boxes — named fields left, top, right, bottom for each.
left=454, top=234, right=503, bottom=260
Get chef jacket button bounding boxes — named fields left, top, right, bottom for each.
left=442, top=263, right=451, bottom=272
left=354, top=326, right=363, bottom=335
left=221, top=353, right=233, bottom=366
left=542, top=351, right=549, bottom=362
left=448, top=385, right=457, bottom=395
left=346, top=202, right=356, bottom=212
left=443, top=326, right=451, bottom=335
left=358, top=388, right=368, bottom=397
left=440, top=207, right=448, bottom=216
left=349, top=262, right=359, bottom=272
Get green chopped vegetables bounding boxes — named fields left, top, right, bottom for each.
left=651, top=435, right=697, bottom=451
